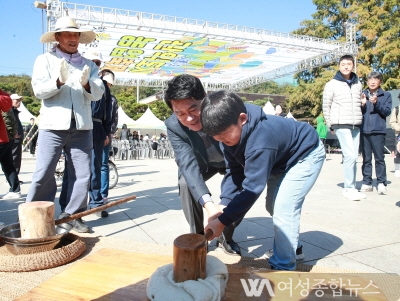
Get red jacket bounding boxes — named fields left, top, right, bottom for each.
left=0, top=90, right=13, bottom=143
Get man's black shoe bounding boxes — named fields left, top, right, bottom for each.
left=58, top=212, right=73, bottom=231
left=59, top=213, right=91, bottom=233
left=217, top=234, right=241, bottom=256
left=73, top=218, right=91, bottom=233
left=95, top=210, right=108, bottom=218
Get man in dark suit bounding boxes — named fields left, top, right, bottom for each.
left=164, top=74, right=241, bottom=255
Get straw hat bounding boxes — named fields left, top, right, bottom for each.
left=40, top=16, right=96, bottom=44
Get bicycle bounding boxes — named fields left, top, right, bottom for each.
left=54, top=155, right=119, bottom=189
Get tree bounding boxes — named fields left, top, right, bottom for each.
left=242, top=81, right=293, bottom=95
left=0, top=75, right=42, bottom=116
left=251, top=97, right=274, bottom=107
left=352, top=0, right=400, bottom=89
left=149, top=100, right=173, bottom=121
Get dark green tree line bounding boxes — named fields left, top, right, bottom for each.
left=0, top=75, right=173, bottom=120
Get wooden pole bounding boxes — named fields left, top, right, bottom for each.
left=18, top=202, right=56, bottom=239
left=173, top=233, right=207, bottom=283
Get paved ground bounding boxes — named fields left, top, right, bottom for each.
left=1, top=151, right=399, bottom=275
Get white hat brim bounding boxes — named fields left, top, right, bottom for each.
left=40, top=30, right=96, bottom=44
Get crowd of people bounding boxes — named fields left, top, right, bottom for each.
left=0, top=15, right=398, bottom=272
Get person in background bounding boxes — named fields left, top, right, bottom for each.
left=1, top=106, right=22, bottom=199
left=0, top=90, right=19, bottom=200
left=323, top=54, right=365, bottom=201
left=120, top=124, right=130, bottom=141
left=84, top=54, right=113, bottom=218
left=0, top=90, right=12, bottom=228
left=10, top=94, right=24, bottom=174
left=164, top=74, right=242, bottom=256
left=359, top=71, right=392, bottom=195
left=25, top=118, right=39, bottom=157
left=99, top=69, right=117, bottom=204
left=151, top=134, right=158, bottom=151
left=275, top=104, right=286, bottom=117
left=316, top=114, right=328, bottom=146
left=389, top=94, right=400, bottom=178
left=26, top=16, right=104, bottom=233
left=200, top=91, right=325, bottom=270
left=132, top=131, right=139, bottom=141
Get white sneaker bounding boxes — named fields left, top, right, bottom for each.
left=103, top=197, right=109, bottom=204
left=263, top=245, right=305, bottom=261
left=342, top=189, right=366, bottom=201
left=2, top=191, right=22, bottom=199
left=359, top=184, right=373, bottom=192
left=395, top=170, right=400, bottom=178
left=377, top=183, right=387, bottom=195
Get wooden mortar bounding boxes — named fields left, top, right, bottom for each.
left=173, top=230, right=213, bottom=283
left=18, top=202, right=56, bottom=239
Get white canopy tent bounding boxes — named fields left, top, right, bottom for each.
left=130, top=108, right=167, bottom=135
left=286, top=111, right=296, bottom=120
left=18, top=102, right=36, bottom=125
left=262, top=101, right=275, bottom=115
left=117, top=106, right=137, bottom=128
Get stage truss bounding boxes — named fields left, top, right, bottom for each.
left=43, top=1, right=357, bottom=90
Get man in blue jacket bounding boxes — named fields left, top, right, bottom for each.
left=164, top=74, right=242, bottom=255
left=201, top=91, right=325, bottom=270
left=359, top=71, right=392, bottom=195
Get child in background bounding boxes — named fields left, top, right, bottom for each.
left=316, top=115, right=328, bottom=146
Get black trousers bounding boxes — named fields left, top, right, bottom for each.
left=29, top=136, right=38, bottom=154
left=11, top=141, right=22, bottom=174
left=360, top=133, right=386, bottom=185
left=178, top=167, right=242, bottom=241
left=0, top=141, right=20, bottom=192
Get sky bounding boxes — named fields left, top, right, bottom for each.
left=0, top=0, right=317, bottom=76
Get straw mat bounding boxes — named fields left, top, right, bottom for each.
left=0, top=233, right=85, bottom=272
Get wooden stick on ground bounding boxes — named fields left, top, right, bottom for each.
left=55, top=195, right=136, bottom=225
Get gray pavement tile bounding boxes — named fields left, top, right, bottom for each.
left=114, top=203, right=180, bottom=219
left=245, top=216, right=274, bottom=230
left=341, top=243, right=400, bottom=274
left=238, top=237, right=274, bottom=258
left=299, top=224, right=383, bottom=254
left=232, top=219, right=274, bottom=242
left=303, top=255, right=384, bottom=273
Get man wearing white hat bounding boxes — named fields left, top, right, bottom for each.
left=27, top=16, right=105, bottom=233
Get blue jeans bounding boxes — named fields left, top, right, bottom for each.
left=88, top=139, right=105, bottom=208
left=100, top=143, right=110, bottom=198
left=360, top=133, right=386, bottom=185
left=27, top=121, right=92, bottom=215
left=334, top=128, right=360, bottom=190
left=266, top=141, right=325, bottom=270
